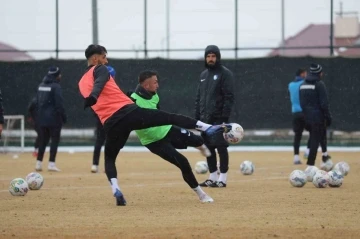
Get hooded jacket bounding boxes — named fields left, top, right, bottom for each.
left=195, top=45, right=235, bottom=124
left=299, top=73, right=332, bottom=125
left=36, top=75, right=66, bottom=127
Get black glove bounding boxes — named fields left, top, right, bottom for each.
left=84, top=95, right=97, bottom=109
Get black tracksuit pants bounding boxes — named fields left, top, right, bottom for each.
left=104, top=107, right=199, bottom=181
left=307, top=123, right=326, bottom=166
left=146, top=126, right=203, bottom=189
left=36, top=126, right=61, bottom=163
left=93, top=119, right=106, bottom=166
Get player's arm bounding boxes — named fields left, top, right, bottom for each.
left=316, top=81, right=332, bottom=126
left=220, top=69, right=235, bottom=121
left=54, top=85, right=67, bottom=124
left=84, top=65, right=110, bottom=108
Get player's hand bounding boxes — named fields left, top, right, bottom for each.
left=84, top=95, right=97, bottom=109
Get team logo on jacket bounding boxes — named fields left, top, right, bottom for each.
left=213, top=75, right=218, bottom=80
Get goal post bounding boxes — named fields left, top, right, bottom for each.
left=2, top=115, right=25, bottom=153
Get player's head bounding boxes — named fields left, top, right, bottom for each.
left=204, top=45, right=221, bottom=68
left=309, top=63, right=324, bottom=78
left=48, top=66, right=61, bottom=80
left=85, top=44, right=108, bottom=65
left=107, top=65, right=116, bottom=79
left=138, top=70, right=158, bottom=93
left=296, top=68, right=307, bottom=78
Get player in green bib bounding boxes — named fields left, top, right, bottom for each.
left=129, top=70, right=213, bottom=203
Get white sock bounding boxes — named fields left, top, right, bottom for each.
left=195, top=121, right=211, bottom=131
left=193, top=186, right=205, bottom=197
left=218, top=173, right=227, bottom=183
left=322, top=152, right=328, bottom=156
left=49, top=162, right=55, bottom=167
left=294, top=155, right=300, bottom=162
left=305, top=148, right=310, bottom=155
left=209, top=172, right=218, bottom=182
left=110, top=178, right=120, bottom=194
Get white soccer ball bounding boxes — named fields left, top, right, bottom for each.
left=195, top=161, right=208, bottom=174
left=223, top=123, right=244, bottom=144
left=289, top=170, right=307, bottom=187
left=312, top=170, right=330, bottom=188
left=9, top=178, right=29, bottom=196
left=26, top=172, right=44, bottom=190
left=333, top=162, right=350, bottom=176
left=304, top=166, right=319, bottom=182
left=320, top=159, right=334, bottom=172
left=328, top=170, right=344, bottom=187
left=240, top=160, right=254, bottom=175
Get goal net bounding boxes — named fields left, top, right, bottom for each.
left=1, top=115, right=25, bottom=153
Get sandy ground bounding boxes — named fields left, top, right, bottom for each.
left=0, top=151, right=359, bottom=239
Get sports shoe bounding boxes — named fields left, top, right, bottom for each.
left=35, top=161, right=42, bottom=172
left=196, top=144, right=211, bottom=157
left=209, top=181, right=227, bottom=188
left=199, top=179, right=215, bottom=187
left=294, top=160, right=302, bottom=165
left=114, top=189, right=127, bottom=206
left=48, top=164, right=61, bottom=172
left=293, top=155, right=302, bottom=165
left=322, top=155, right=332, bottom=162
left=303, top=153, right=309, bottom=159
left=199, top=193, right=214, bottom=203
left=91, top=165, right=98, bottom=173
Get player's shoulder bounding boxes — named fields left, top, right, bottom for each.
left=200, top=69, right=207, bottom=77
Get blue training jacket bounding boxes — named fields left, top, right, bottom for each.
left=288, top=76, right=304, bottom=113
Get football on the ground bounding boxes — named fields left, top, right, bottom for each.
left=194, top=161, right=208, bottom=174
left=320, top=159, right=334, bottom=172
left=223, top=123, right=244, bottom=144
left=312, top=170, right=330, bottom=188
left=9, top=178, right=29, bottom=196
left=328, top=170, right=344, bottom=187
left=240, top=160, right=254, bottom=175
left=304, top=166, right=319, bottom=182
left=333, top=162, right=350, bottom=176
left=289, top=170, right=307, bottom=187
left=26, top=172, right=44, bottom=190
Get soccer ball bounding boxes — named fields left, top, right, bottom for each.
left=223, top=123, right=244, bottom=144
left=240, top=160, right=254, bottom=175
left=195, top=161, right=208, bottom=174
left=312, top=170, right=330, bottom=188
left=333, top=162, right=350, bottom=176
left=289, top=170, right=307, bottom=187
left=26, top=172, right=44, bottom=190
left=320, top=159, right=333, bottom=172
left=9, top=178, right=29, bottom=196
left=328, top=170, right=344, bottom=187
left=304, top=166, right=319, bottom=182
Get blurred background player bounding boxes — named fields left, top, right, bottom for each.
left=0, top=88, right=4, bottom=138
left=90, top=65, right=116, bottom=173
left=195, top=45, right=235, bottom=188
left=27, top=96, right=40, bottom=157
left=129, top=70, right=213, bottom=203
left=300, top=64, right=333, bottom=170
left=35, top=67, right=67, bottom=172
left=79, top=44, right=230, bottom=206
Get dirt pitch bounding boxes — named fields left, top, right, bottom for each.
left=0, top=151, right=359, bottom=239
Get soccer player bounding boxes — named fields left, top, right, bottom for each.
left=129, top=70, right=213, bottom=203
left=300, top=64, right=333, bottom=170
left=78, top=44, right=230, bottom=206
left=27, top=96, right=40, bottom=157
left=90, top=65, right=116, bottom=173
left=195, top=45, right=235, bottom=188
left=0, top=88, right=4, bottom=138
left=35, top=67, right=67, bottom=172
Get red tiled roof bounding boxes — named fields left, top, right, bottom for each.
left=269, top=24, right=360, bottom=57
left=0, top=42, right=34, bottom=61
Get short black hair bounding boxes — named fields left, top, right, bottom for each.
left=138, top=70, right=158, bottom=83
left=85, top=44, right=107, bottom=59
left=295, top=68, right=306, bottom=76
